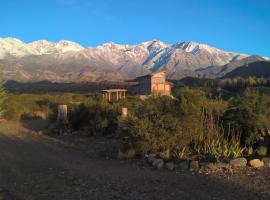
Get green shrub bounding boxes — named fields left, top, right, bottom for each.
left=222, top=89, right=270, bottom=146
left=256, top=146, right=268, bottom=156
left=119, top=87, right=242, bottom=161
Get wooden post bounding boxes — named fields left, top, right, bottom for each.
left=57, top=105, right=68, bottom=124
left=121, top=107, right=128, bottom=118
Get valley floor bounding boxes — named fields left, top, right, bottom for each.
left=0, top=121, right=269, bottom=200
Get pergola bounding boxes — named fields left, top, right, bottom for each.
left=101, top=89, right=127, bottom=102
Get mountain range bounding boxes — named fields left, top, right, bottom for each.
left=0, top=37, right=268, bottom=82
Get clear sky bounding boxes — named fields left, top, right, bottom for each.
left=0, top=0, right=269, bottom=57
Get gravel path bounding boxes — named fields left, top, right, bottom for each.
left=0, top=121, right=269, bottom=200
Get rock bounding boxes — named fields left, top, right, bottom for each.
left=147, top=154, right=156, bottom=164
left=202, top=162, right=218, bottom=171
left=262, top=157, right=270, bottom=167
left=249, top=159, right=264, bottom=168
left=117, top=149, right=136, bottom=160
left=216, top=162, right=230, bottom=169
left=177, top=161, right=189, bottom=170
left=152, top=159, right=164, bottom=169
left=229, top=158, right=247, bottom=167
left=190, top=160, right=200, bottom=171
left=165, top=162, right=175, bottom=171
left=37, top=131, right=43, bottom=135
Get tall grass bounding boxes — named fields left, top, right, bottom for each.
left=194, top=111, right=245, bottom=161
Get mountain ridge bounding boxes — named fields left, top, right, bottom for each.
left=0, top=37, right=268, bottom=82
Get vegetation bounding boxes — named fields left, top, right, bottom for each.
left=2, top=80, right=270, bottom=161
left=0, top=69, right=6, bottom=118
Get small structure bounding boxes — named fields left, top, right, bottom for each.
left=132, top=71, right=173, bottom=96
left=102, top=89, right=127, bottom=102
left=57, top=105, right=68, bottom=124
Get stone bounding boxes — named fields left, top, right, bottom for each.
left=117, top=149, right=136, bottom=160
left=190, top=160, right=200, bottom=171
left=229, top=158, right=247, bottom=167
left=202, top=162, right=218, bottom=171
left=152, top=159, right=164, bottom=169
left=216, top=162, right=230, bottom=169
left=249, top=159, right=264, bottom=168
left=165, top=162, right=175, bottom=171
left=147, top=154, right=156, bottom=164
left=262, top=157, right=270, bottom=167
left=177, top=161, right=189, bottom=170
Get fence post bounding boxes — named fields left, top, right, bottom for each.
left=121, top=107, right=128, bottom=118
left=57, top=105, right=68, bottom=124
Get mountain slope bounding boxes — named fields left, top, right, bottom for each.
left=0, top=38, right=256, bottom=82
left=223, top=61, right=270, bottom=78
left=196, top=55, right=266, bottom=78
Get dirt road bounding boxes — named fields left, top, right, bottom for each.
left=0, top=121, right=269, bottom=200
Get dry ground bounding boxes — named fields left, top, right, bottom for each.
left=0, top=121, right=269, bottom=200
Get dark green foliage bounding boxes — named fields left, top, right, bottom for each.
left=119, top=87, right=235, bottom=160
left=223, top=89, right=270, bottom=145
left=68, top=99, right=120, bottom=135
left=119, top=96, right=189, bottom=154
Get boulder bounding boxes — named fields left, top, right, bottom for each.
left=249, top=159, right=264, bottom=168
left=152, top=159, right=164, bottom=169
left=216, top=162, right=230, bottom=169
left=177, top=161, right=189, bottom=170
left=165, top=162, right=175, bottom=171
left=262, top=157, right=270, bottom=167
left=229, top=158, right=247, bottom=167
left=147, top=154, right=156, bottom=164
left=202, top=162, right=218, bottom=171
left=190, top=160, right=200, bottom=171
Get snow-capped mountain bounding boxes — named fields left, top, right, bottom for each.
left=0, top=38, right=84, bottom=58
left=0, top=37, right=262, bottom=82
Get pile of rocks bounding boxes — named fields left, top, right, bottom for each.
left=144, top=154, right=270, bottom=172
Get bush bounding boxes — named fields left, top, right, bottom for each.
left=222, top=89, right=270, bottom=146
left=119, top=87, right=242, bottom=161
left=256, top=146, right=268, bottom=156
left=68, top=98, right=120, bottom=135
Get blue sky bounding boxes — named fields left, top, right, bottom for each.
left=0, top=0, right=270, bottom=56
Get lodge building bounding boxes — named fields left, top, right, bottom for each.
left=133, top=71, right=173, bottom=96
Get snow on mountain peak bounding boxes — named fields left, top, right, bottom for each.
left=0, top=38, right=85, bottom=58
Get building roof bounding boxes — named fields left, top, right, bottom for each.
left=165, top=81, right=174, bottom=86
left=135, top=71, right=167, bottom=80
left=102, top=89, right=127, bottom=93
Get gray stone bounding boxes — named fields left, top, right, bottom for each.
left=147, top=154, right=156, bottom=164
left=249, top=159, right=264, bottom=168
left=229, top=158, right=247, bottom=167
left=165, top=162, right=175, bottom=171
left=262, top=157, right=270, bottom=167
left=177, top=161, right=189, bottom=170
left=152, top=159, right=164, bottom=169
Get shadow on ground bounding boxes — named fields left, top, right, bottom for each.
left=0, top=121, right=269, bottom=200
